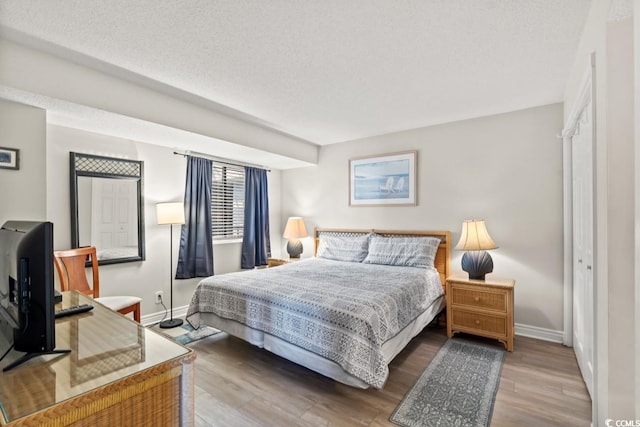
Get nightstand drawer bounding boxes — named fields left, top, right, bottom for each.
left=451, top=287, right=506, bottom=312
left=451, top=310, right=507, bottom=335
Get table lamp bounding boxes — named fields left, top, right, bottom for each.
left=455, top=219, right=498, bottom=280
left=156, top=202, right=185, bottom=328
left=283, top=217, right=308, bottom=258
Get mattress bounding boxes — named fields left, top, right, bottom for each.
left=186, top=257, right=444, bottom=388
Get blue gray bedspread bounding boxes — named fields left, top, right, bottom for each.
left=186, top=257, right=443, bottom=388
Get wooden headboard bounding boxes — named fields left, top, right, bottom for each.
left=313, top=228, right=451, bottom=286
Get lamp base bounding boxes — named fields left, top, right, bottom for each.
left=287, top=239, right=303, bottom=258
left=159, top=318, right=184, bottom=329
left=461, top=251, right=494, bottom=281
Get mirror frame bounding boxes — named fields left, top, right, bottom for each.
left=69, top=152, right=146, bottom=265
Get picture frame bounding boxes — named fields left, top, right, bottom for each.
left=349, top=151, right=417, bottom=206
left=0, top=147, right=19, bottom=170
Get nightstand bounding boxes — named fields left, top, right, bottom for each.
left=446, top=274, right=515, bottom=351
left=267, top=257, right=298, bottom=267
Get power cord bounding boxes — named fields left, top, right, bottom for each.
left=156, top=294, right=168, bottom=326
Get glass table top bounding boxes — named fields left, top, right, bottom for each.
left=0, top=291, right=191, bottom=422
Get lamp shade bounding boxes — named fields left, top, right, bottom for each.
left=455, top=219, right=497, bottom=251
left=283, top=217, right=308, bottom=239
left=156, top=202, right=185, bottom=225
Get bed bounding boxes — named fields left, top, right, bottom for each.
left=186, top=228, right=451, bottom=389
left=96, top=245, right=139, bottom=260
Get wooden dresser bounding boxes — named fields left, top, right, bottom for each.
left=446, top=274, right=515, bottom=351
left=0, top=291, right=196, bottom=426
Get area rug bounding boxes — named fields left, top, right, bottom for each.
left=390, top=339, right=505, bottom=427
left=151, top=322, right=221, bottom=345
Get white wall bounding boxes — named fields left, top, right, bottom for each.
left=606, top=17, right=635, bottom=419
left=282, top=103, right=565, bottom=334
left=635, top=0, right=640, bottom=417
left=46, top=124, right=283, bottom=321
left=0, top=99, right=46, bottom=224
left=0, top=38, right=318, bottom=167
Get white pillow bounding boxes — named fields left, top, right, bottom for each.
left=363, top=235, right=441, bottom=268
left=316, top=233, right=371, bottom=262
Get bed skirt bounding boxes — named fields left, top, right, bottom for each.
left=193, top=294, right=445, bottom=389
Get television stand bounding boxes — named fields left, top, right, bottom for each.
left=2, top=348, right=70, bottom=372
left=0, top=291, right=195, bottom=426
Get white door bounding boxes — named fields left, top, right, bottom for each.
left=91, top=178, right=137, bottom=250
left=571, top=101, right=594, bottom=397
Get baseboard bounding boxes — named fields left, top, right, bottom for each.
left=515, top=323, right=564, bottom=344
left=141, top=304, right=189, bottom=327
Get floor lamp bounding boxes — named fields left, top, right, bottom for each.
left=157, top=202, right=185, bottom=329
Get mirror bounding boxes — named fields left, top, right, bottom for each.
left=70, top=152, right=145, bottom=265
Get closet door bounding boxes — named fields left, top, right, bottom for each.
left=571, top=102, right=594, bottom=397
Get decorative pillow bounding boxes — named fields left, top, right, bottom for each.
left=316, top=233, right=372, bottom=263
left=363, top=235, right=441, bottom=268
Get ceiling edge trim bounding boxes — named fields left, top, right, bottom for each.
left=0, top=25, right=319, bottom=148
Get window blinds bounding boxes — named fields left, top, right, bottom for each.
left=211, top=163, right=245, bottom=240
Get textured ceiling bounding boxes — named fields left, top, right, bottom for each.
left=0, top=0, right=591, bottom=146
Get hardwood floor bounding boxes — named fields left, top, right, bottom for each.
left=189, top=323, right=591, bottom=426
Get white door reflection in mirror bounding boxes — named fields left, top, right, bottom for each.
left=94, top=178, right=138, bottom=260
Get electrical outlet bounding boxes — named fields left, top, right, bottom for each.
left=155, top=291, right=163, bottom=304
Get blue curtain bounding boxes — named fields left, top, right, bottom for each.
left=176, top=156, right=214, bottom=279
left=241, top=167, right=271, bottom=269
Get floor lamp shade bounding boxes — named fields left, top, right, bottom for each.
left=283, top=217, right=308, bottom=258
left=455, top=219, right=498, bottom=280
left=157, top=202, right=185, bottom=225
left=156, top=202, right=185, bottom=328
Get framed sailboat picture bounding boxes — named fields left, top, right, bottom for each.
left=349, top=151, right=416, bottom=206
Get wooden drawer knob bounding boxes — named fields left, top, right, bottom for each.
left=475, top=320, right=480, bottom=325
left=474, top=297, right=480, bottom=302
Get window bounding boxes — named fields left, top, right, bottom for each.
left=211, top=163, right=245, bottom=240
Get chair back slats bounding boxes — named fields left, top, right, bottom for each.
left=53, top=247, right=100, bottom=298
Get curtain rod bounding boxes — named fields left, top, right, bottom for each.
left=173, top=150, right=271, bottom=172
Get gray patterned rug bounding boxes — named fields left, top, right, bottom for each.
left=390, top=339, right=505, bottom=427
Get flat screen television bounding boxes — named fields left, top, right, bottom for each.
left=0, top=221, right=69, bottom=372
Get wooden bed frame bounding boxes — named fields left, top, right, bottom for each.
left=313, top=228, right=451, bottom=290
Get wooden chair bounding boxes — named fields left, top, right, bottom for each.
left=53, top=246, right=141, bottom=322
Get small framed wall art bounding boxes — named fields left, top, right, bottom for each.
left=0, top=147, right=19, bottom=170
left=349, top=151, right=417, bottom=206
